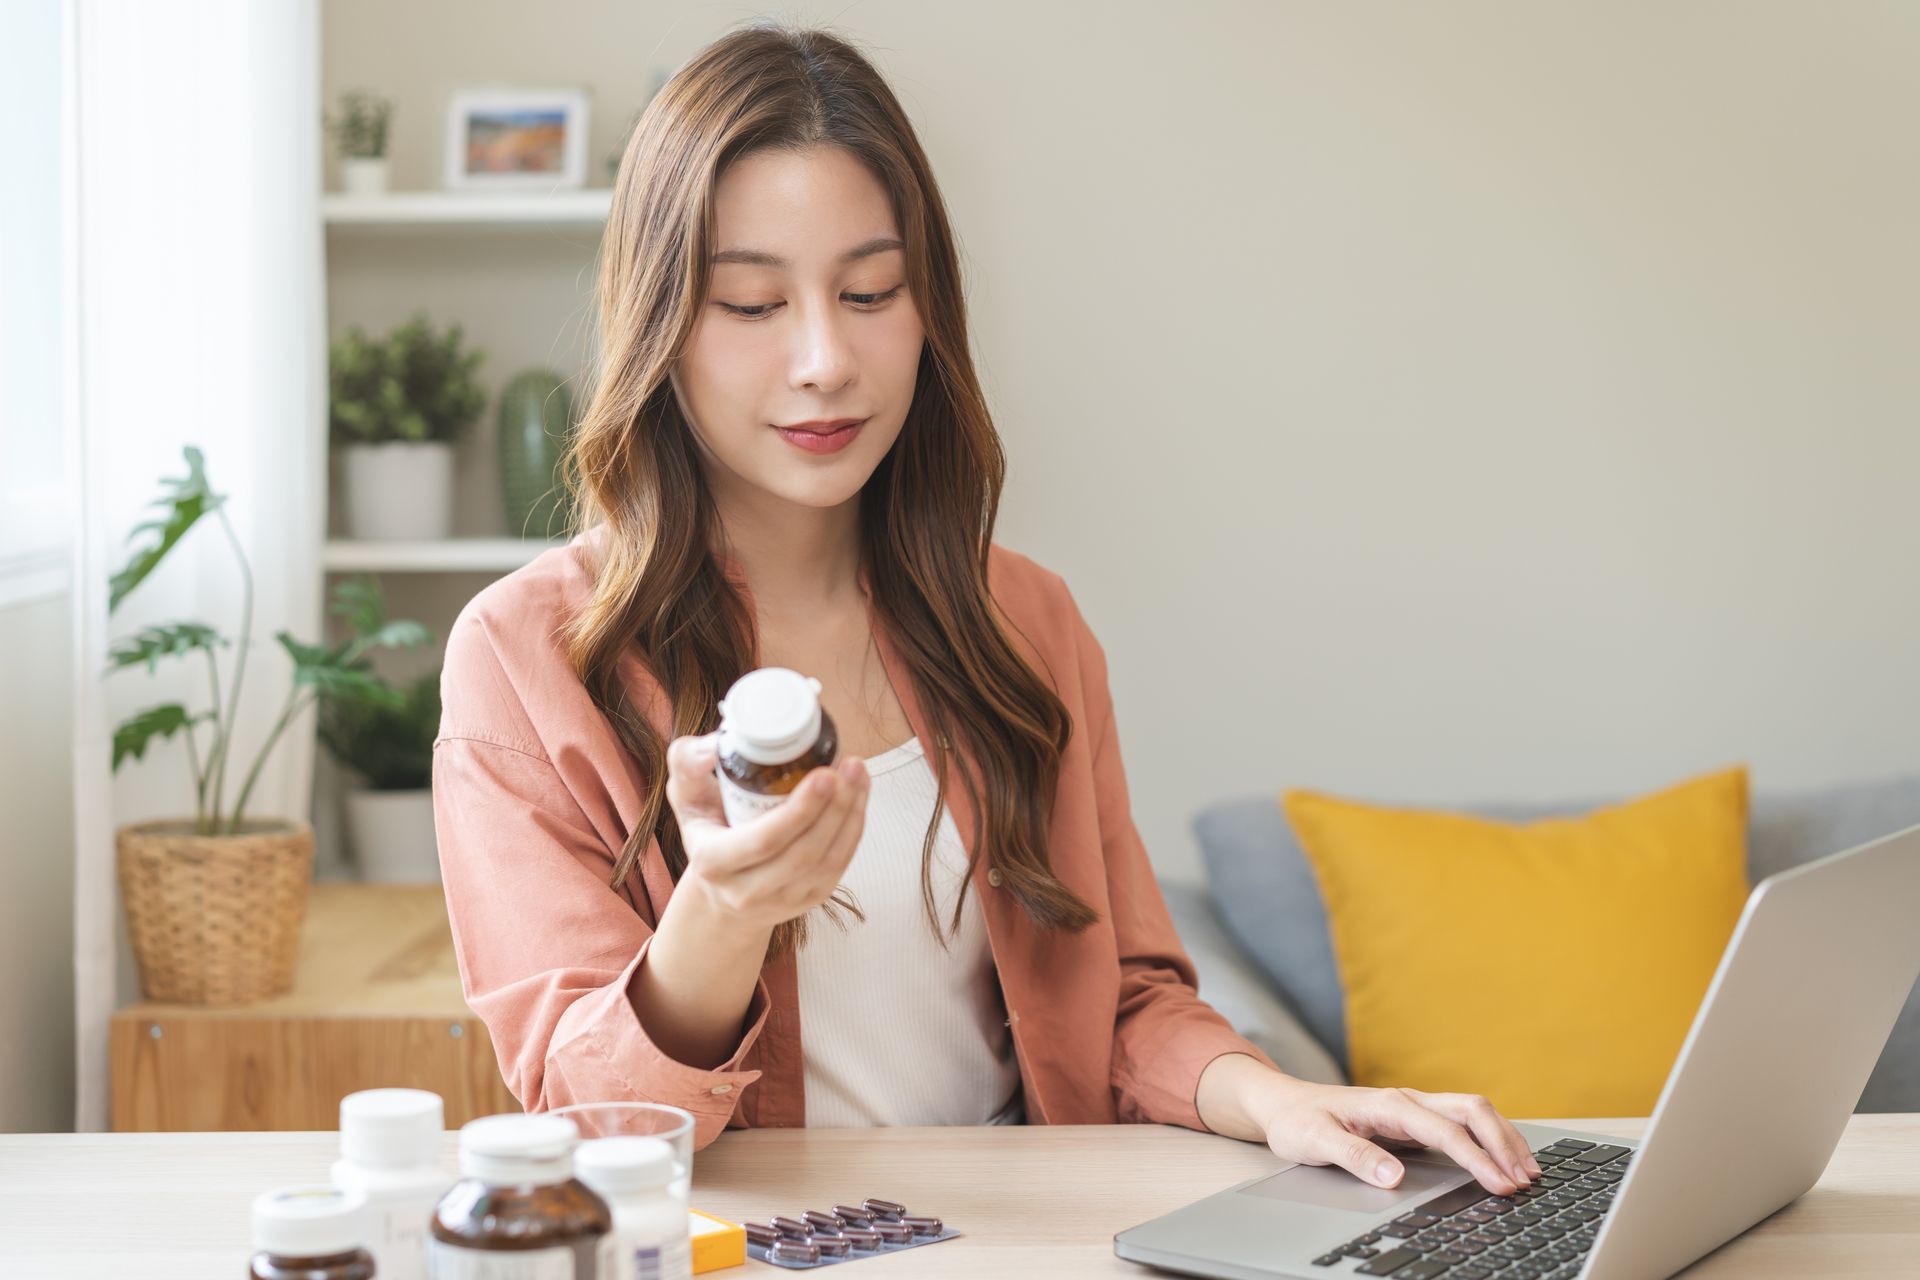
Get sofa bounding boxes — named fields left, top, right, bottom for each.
left=1164, top=773, right=1920, bottom=1113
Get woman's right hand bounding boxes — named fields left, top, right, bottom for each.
left=663, top=731, right=870, bottom=932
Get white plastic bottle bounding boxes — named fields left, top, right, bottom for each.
left=575, top=1136, right=693, bottom=1280
left=328, top=1088, right=453, bottom=1280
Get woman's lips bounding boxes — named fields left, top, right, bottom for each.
left=774, top=419, right=866, bottom=454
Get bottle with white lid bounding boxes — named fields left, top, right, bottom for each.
left=714, top=667, right=839, bottom=826
left=329, top=1088, right=453, bottom=1280
left=575, top=1136, right=693, bottom=1280
left=249, top=1185, right=376, bottom=1280
left=429, top=1113, right=613, bottom=1279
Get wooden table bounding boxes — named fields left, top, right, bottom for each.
left=110, top=884, right=518, bottom=1130
left=3, top=1115, right=1915, bottom=1277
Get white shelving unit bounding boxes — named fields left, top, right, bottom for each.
left=323, top=538, right=566, bottom=574
left=323, top=189, right=614, bottom=232
left=318, top=186, right=609, bottom=878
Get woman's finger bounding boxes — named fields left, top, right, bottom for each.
left=699, top=766, right=842, bottom=874
left=1291, top=1115, right=1409, bottom=1189
left=1405, top=1088, right=1541, bottom=1183
left=731, top=757, right=869, bottom=908
left=1366, top=1089, right=1522, bottom=1196
left=663, top=733, right=727, bottom=832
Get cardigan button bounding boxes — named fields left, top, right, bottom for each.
left=710, top=1083, right=734, bottom=1095
left=987, top=868, right=1004, bottom=888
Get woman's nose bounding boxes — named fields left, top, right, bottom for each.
left=788, top=302, right=857, bottom=394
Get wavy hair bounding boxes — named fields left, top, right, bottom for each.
left=561, top=21, right=1099, bottom=960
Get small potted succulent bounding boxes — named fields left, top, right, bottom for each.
left=109, top=448, right=428, bottom=1004
left=330, top=312, right=486, bottom=541
left=325, top=89, right=394, bottom=196
left=318, top=578, right=444, bottom=883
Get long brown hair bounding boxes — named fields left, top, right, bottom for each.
left=562, top=21, right=1099, bottom=960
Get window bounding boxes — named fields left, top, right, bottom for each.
left=0, top=0, right=71, bottom=607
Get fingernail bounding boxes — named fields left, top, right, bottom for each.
left=840, top=757, right=867, bottom=781
left=1375, top=1161, right=1400, bottom=1186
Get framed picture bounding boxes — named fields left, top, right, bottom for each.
left=445, top=89, right=591, bottom=190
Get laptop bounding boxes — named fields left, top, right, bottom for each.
left=1115, top=820, right=1920, bottom=1280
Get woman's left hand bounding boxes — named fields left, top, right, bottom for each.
left=1198, top=1056, right=1543, bottom=1195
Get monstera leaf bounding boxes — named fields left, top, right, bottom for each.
left=108, top=446, right=225, bottom=613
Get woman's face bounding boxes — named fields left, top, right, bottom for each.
left=671, top=145, right=925, bottom=512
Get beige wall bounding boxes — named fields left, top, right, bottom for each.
left=0, top=592, right=76, bottom=1132
left=323, top=1, right=1920, bottom=881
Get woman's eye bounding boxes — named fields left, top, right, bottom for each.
left=716, top=286, right=903, bottom=320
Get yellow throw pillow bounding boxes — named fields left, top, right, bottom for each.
left=1281, top=767, right=1750, bottom=1119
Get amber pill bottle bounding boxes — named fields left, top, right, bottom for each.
left=714, top=667, right=838, bottom=827
left=248, top=1185, right=375, bottom=1280
left=428, top=1113, right=613, bottom=1278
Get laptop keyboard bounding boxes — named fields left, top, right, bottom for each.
left=1307, top=1137, right=1634, bottom=1278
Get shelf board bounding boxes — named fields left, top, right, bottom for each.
left=322, top=189, right=613, bottom=231
left=324, top=538, right=565, bottom=573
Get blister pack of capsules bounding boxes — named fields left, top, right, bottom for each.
left=743, top=1197, right=960, bottom=1268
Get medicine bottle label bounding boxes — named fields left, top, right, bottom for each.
left=427, top=1240, right=594, bottom=1279
left=716, top=768, right=790, bottom=827
left=619, top=1236, right=692, bottom=1280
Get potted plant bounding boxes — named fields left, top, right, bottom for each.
left=110, top=448, right=428, bottom=1004
left=325, top=89, right=394, bottom=196
left=330, top=311, right=486, bottom=541
left=318, top=577, right=444, bottom=883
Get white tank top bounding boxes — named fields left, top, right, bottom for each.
left=795, top=735, right=1025, bottom=1128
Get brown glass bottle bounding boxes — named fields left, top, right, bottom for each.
left=715, top=667, right=838, bottom=826
left=428, top=1114, right=613, bottom=1278
left=248, top=1185, right=376, bottom=1279
left=248, top=1249, right=375, bottom=1280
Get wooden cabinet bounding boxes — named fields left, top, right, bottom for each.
left=110, top=884, right=519, bottom=1130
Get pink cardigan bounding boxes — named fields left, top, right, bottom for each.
left=432, top=528, right=1277, bottom=1151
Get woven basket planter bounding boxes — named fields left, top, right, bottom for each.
left=116, top=818, right=314, bottom=1005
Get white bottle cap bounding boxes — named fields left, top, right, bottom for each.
left=574, top=1136, right=678, bottom=1197
left=251, top=1185, right=370, bottom=1258
left=458, top=1112, right=579, bottom=1185
left=717, top=667, right=823, bottom=764
left=339, top=1087, right=444, bottom=1170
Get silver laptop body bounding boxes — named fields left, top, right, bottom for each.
left=1115, top=821, right=1920, bottom=1280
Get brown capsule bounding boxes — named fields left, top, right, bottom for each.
left=832, top=1204, right=873, bottom=1226
left=872, top=1221, right=912, bottom=1245
left=814, top=1235, right=852, bottom=1258
left=770, top=1240, right=821, bottom=1265
left=744, top=1222, right=779, bottom=1247
left=803, top=1210, right=843, bottom=1233
left=771, top=1215, right=812, bottom=1239
left=902, top=1215, right=943, bottom=1236
left=863, top=1197, right=908, bottom=1218
left=840, top=1228, right=882, bottom=1251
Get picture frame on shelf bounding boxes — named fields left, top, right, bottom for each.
left=445, top=88, right=590, bottom=190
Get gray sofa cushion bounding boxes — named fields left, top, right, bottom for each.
left=1194, top=775, right=1920, bottom=1113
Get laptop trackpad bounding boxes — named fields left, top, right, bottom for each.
left=1237, top=1156, right=1468, bottom=1216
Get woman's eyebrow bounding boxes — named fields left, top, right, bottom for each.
left=710, top=236, right=905, bottom=268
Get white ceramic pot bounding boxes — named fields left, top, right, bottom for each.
left=341, top=156, right=389, bottom=196
left=342, top=441, right=454, bottom=541
left=344, top=788, right=440, bottom=883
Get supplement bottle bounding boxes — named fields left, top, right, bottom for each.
left=575, top=1136, right=693, bottom=1280
left=714, top=666, right=838, bottom=826
left=330, top=1087, right=453, bottom=1280
left=249, top=1185, right=375, bottom=1280
left=429, top=1113, right=613, bottom=1279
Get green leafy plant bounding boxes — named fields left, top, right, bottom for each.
left=317, top=578, right=442, bottom=791
left=329, top=312, right=487, bottom=446
left=108, top=448, right=430, bottom=835
left=324, top=90, right=393, bottom=160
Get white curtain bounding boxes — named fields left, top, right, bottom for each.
left=70, top=0, right=325, bottom=1131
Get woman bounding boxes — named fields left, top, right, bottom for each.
left=433, top=20, right=1542, bottom=1198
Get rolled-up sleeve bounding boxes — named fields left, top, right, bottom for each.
left=433, top=621, right=768, bottom=1150
left=1065, top=586, right=1281, bottom=1130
